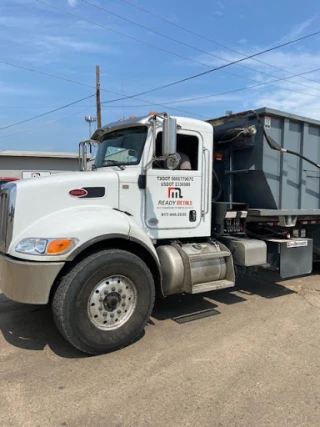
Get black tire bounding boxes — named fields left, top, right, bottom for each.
left=52, top=249, right=155, bottom=355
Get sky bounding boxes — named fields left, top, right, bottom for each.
left=0, top=0, right=320, bottom=152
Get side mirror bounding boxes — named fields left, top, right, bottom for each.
left=164, top=153, right=182, bottom=170
left=162, top=116, right=177, bottom=155
left=79, top=141, right=88, bottom=171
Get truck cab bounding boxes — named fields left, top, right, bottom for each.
left=89, top=114, right=213, bottom=240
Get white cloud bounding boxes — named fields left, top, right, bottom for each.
left=194, top=48, right=320, bottom=82
left=173, top=46, right=320, bottom=118
left=0, top=15, right=44, bottom=30
left=281, top=17, right=316, bottom=42
left=214, top=0, right=224, bottom=16
left=250, top=87, right=320, bottom=120
left=68, top=0, right=77, bottom=6
left=0, top=82, right=42, bottom=95
left=42, top=36, right=103, bottom=53
left=216, top=1, right=225, bottom=10
left=251, top=51, right=320, bottom=75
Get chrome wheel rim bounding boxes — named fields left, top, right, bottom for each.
left=87, top=275, right=137, bottom=330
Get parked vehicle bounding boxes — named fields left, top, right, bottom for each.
left=0, top=108, right=319, bottom=355
left=0, top=177, right=19, bottom=189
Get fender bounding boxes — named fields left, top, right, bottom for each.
left=66, top=218, right=160, bottom=268
left=128, top=216, right=163, bottom=294
left=65, top=215, right=163, bottom=295
left=8, top=206, right=131, bottom=262
left=128, top=216, right=159, bottom=265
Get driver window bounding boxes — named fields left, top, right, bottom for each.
left=153, top=132, right=199, bottom=170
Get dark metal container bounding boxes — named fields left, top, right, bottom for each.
left=208, top=107, right=320, bottom=210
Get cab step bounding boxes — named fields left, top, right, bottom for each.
left=191, top=280, right=235, bottom=294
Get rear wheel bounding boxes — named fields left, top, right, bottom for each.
left=52, top=249, right=155, bottom=355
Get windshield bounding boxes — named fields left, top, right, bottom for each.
left=94, top=126, right=148, bottom=168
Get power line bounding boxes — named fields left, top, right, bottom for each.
left=36, top=0, right=320, bottom=103
left=0, top=107, right=90, bottom=139
left=38, top=0, right=320, bottom=101
left=4, top=66, right=320, bottom=140
left=0, top=105, right=96, bottom=109
left=101, top=64, right=320, bottom=108
left=120, top=0, right=320, bottom=86
left=0, top=105, right=150, bottom=109
left=0, top=59, right=206, bottom=119
left=0, top=104, right=208, bottom=109
left=0, top=59, right=146, bottom=98
left=0, top=59, right=140, bottom=98
left=0, top=100, right=203, bottom=141
left=162, top=67, right=320, bottom=105
left=35, top=1, right=226, bottom=73
left=101, top=96, right=207, bottom=118
left=99, top=28, right=320, bottom=104
left=83, top=0, right=320, bottom=94
left=99, top=66, right=320, bottom=115
left=0, top=100, right=205, bottom=141
left=0, top=60, right=98, bottom=91
left=8, top=2, right=320, bottom=125
left=0, top=94, right=95, bottom=131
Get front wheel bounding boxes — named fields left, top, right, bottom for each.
left=52, top=249, right=155, bottom=355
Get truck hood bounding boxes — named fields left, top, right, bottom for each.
left=12, top=170, right=120, bottom=240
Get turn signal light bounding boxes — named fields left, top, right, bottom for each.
left=47, top=239, right=73, bottom=254
left=148, top=111, right=158, bottom=116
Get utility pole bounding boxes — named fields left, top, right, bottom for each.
left=96, top=65, right=101, bottom=129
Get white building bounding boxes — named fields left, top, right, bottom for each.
left=0, top=151, right=84, bottom=180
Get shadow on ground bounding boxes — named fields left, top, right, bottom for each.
left=152, top=275, right=295, bottom=322
left=0, top=295, right=85, bottom=358
left=0, top=275, right=296, bottom=359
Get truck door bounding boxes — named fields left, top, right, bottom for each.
left=145, top=131, right=203, bottom=231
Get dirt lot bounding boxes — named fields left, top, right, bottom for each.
left=1, top=270, right=320, bottom=427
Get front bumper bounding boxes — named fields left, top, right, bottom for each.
left=0, top=254, right=64, bottom=304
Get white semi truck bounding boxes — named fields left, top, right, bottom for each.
left=0, top=110, right=319, bottom=355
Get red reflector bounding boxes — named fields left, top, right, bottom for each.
left=69, top=189, right=88, bottom=198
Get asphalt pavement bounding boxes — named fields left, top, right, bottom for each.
left=1, top=269, right=320, bottom=427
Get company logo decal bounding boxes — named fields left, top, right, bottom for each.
left=69, top=187, right=106, bottom=199
left=69, top=189, right=88, bottom=198
left=167, top=187, right=183, bottom=199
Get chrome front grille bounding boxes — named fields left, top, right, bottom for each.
left=0, top=183, right=16, bottom=252
left=0, top=189, right=9, bottom=249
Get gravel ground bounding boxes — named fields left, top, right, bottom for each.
left=1, top=269, right=320, bottom=427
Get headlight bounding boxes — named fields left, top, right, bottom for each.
left=16, top=238, right=77, bottom=255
